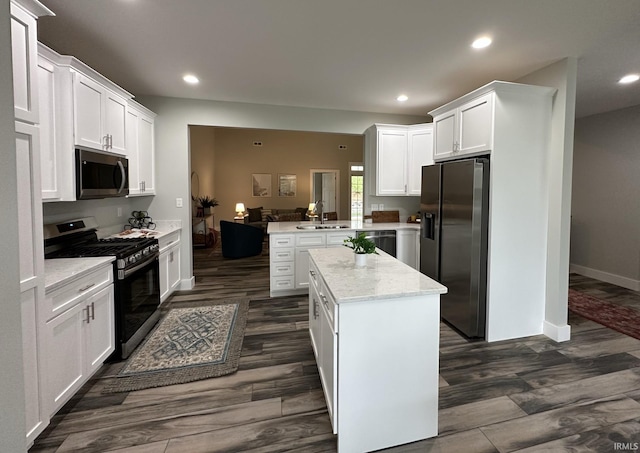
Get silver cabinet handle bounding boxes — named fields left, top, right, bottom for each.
left=321, top=294, right=328, bottom=306
left=84, top=306, right=91, bottom=323
left=310, top=270, right=316, bottom=277
left=78, top=283, right=96, bottom=292
left=313, top=298, right=319, bottom=319
left=90, top=302, right=95, bottom=320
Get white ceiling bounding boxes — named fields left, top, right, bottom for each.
left=36, top=0, right=640, bottom=119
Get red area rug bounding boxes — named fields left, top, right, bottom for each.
left=568, top=289, right=640, bottom=340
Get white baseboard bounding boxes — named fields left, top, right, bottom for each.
left=180, top=276, right=195, bottom=291
left=543, top=320, right=571, bottom=342
left=570, top=264, right=640, bottom=291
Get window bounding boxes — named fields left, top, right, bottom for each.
left=349, top=163, right=364, bottom=221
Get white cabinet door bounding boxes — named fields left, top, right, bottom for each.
left=38, top=57, right=60, bottom=200
left=74, top=74, right=104, bottom=150
left=308, top=283, right=321, bottom=359
left=295, top=248, right=311, bottom=289
left=138, top=114, right=155, bottom=193
left=45, top=301, right=85, bottom=416
left=407, top=126, right=434, bottom=195
left=318, top=293, right=337, bottom=432
left=21, top=288, right=45, bottom=442
left=104, top=90, right=127, bottom=154
left=11, top=2, right=39, bottom=124
left=126, top=104, right=156, bottom=196
left=74, top=74, right=128, bottom=153
left=85, top=286, right=115, bottom=375
left=168, top=245, right=181, bottom=293
left=458, top=93, right=493, bottom=155
left=433, top=110, right=456, bottom=160
left=159, top=249, right=170, bottom=302
left=376, top=128, right=408, bottom=195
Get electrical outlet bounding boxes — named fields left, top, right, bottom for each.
left=371, top=204, right=379, bottom=211
left=339, top=144, right=348, bottom=149
left=176, top=197, right=183, bottom=208
left=253, top=141, right=263, bottom=147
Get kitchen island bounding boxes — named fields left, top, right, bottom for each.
left=268, top=220, right=420, bottom=297
left=308, top=247, right=446, bottom=452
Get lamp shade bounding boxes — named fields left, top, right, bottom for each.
left=308, top=202, right=316, bottom=213
left=235, top=203, right=245, bottom=215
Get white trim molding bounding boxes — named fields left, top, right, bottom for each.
left=570, top=264, right=640, bottom=291
left=543, top=321, right=571, bottom=342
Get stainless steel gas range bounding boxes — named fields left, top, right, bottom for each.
left=44, top=217, right=161, bottom=359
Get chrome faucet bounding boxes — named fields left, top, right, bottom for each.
left=315, top=200, right=324, bottom=223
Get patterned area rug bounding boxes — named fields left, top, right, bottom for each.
left=568, top=289, right=640, bottom=340
left=103, top=299, right=249, bottom=393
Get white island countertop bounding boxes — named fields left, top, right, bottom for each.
left=309, top=247, right=446, bottom=303
left=267, top=220, right=419, bottom=234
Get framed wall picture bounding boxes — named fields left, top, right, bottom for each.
left=278, top=174, right=297, bottom=197
left=252, top=173, right=272, bottom=197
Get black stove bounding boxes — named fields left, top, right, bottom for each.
left=44, top=217, right=161, bottom=359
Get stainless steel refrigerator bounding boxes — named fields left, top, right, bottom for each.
left=420, top=158, right=490, bottom=338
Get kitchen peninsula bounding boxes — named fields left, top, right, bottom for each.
left=308, top=246, right=446, bottom=452
left=268, top=220, right=420, bottom=297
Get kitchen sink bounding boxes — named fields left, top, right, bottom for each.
left=296, top=224, right=350, bottom=230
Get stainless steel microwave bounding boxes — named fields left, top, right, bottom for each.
left=75, top=147, right=129, bottom=200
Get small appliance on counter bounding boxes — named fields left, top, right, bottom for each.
left=44, top=217, right=161, bottom=359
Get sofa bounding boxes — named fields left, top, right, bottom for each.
left=245, top=206, right=308, bottom=234
left=220, top=220, right=263, bottom=259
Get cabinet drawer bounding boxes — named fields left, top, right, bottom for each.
left=270, top=235, right=294, bottom=248
left=271, top=276, right=295, bottom=291
left=326, top=232, right=351, bottom=246
left=159, top=230, right=180, bottom=252
left=271, top=262, right=294, bottom=277
left=296, top=234, right=325, bottom=247
left=45, top=265, right=113, bottom=321
left=271, top=248, right=294, bottom=262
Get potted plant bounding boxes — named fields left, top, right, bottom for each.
left=197, top=196, right=219, bottom=215
left=344, top=232, right=378, bottom=267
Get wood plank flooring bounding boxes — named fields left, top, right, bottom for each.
left=29, top=247, right=640, bottom=453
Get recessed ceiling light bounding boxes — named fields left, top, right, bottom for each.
left=397, top=94, right=408, bottom=102
left=183, top=74, right=199, bottom=84
left=619, top=74, right=639, bottom=84
left=471, top=36, right=492, bottom=49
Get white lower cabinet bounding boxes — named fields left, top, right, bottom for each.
left=159, top=230, right=181, bottom=303
left=43, top=264, right=114, bottom=416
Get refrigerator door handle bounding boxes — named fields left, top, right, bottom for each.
left=422, top=212, right=435, bottom=240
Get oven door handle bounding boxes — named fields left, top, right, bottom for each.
left=121, top=253, right=158, bottom=280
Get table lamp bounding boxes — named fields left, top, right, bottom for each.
left=235, top=202, right=246, bottom=217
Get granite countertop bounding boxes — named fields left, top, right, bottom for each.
left=309, top=247, right=446, bottom=303
left=44, top=257, right=115, bottom=293
left=267, top=220, right=420, bottom=234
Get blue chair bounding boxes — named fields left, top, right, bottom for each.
left=220, top=220, right=263, bottom=259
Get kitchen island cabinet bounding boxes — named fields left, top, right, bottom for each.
left=308, top=247, right=446, bottom=452
left=268, top=221, right=421, bottom=297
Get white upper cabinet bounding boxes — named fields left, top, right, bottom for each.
left=126, top=102, right=156, bottom=196
left=37, top=44, right=157, bottom=202
left=407, top=125, right=434, bottom=195
left=432, top=92, right=494, bottom=161
left=11, top=1, right=43, bottom=123
left=74, top=73, right=127, bottom=154
left=365, top=123, right=433, bottom=196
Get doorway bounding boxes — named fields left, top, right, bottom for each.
left=310, top=169, right=340, bottom=218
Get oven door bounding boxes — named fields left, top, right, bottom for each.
left=115, top=253, right=161, bottom=358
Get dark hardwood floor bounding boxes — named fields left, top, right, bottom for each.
left=29, top=244, right=640, bottom=453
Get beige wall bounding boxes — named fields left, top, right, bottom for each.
left=191, top=127, right=364, bottom=223
left=189, top=126, right=216, bottom=216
